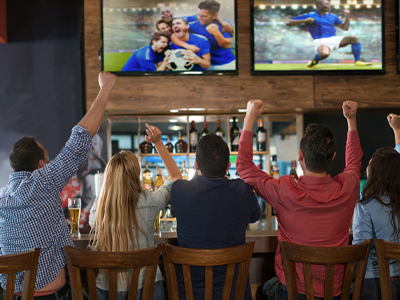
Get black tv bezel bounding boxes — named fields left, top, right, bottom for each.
left=250, top=0, right=386, bottom=76
left=100, top=0, right=239, bottom=76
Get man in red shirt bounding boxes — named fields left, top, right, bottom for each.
left=237, top=100, right=362, bottom=299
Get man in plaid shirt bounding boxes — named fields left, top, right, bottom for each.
left=0, top=72, right=117, bottom=300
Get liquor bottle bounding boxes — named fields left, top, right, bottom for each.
left=230, top=117, right=240, bottom=152
left=142, top=161, right=153, bottom=191
left=270, top=155, right=280, bottom=179
left=181, top=161, right=188, bottom=180
left=175, top=131, right=188, bottom=153
left=201, top=117, right=210, bottom=137
left=165, top=135, right=174, bottom=153
left=256, top=118, right=267, bottom=151
left=189, top=121, right=198, bottom=153
left=290, top=160, right=299, bottom=181
left=215, top=119, right=224, bottom=138
left=140, top=131, right=153, bottom=154
left=155, top=168, right=164, bottom=189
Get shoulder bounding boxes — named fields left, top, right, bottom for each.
left=229, top=178, right=255, bottom=195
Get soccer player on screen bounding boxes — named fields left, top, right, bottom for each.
left=122, top=32, right=170, bottom=72
left=286, top=0, right=372, bottom=69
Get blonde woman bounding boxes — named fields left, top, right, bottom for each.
left=89, top=123, right=182, bottom=300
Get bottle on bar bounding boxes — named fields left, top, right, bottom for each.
left=189, top=121, right=198, bottom=153
left=256, top=118, right=267, bottom=151
left=142, top=161, right=153, bottom=191
left=230, top=117, right=240, bottom=152
left=175, top=130, right=188, bottom=153
left=165, top=135, right=174, bottom=153
left=270, top=155, right=280, bottom=179
left=140, top=131, right=153, bottom=154
left=290, top=160, right=299, bottom=181
left=201, top=117, right=210, bottom=137
left=181, top=161, right=188, bottom=180
left=155, top=168, right=164, bottom=189
left=215, top=119, right=224, bottom=138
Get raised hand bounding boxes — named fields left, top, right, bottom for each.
left=98, top=71, right=117, bottom=92
left=144, top=123, right=162, bottom=144
left=342, top=100, right=358, bottom=120
left=388, top=114, right=400, bottom=130
left=246, top=100, right=265, bottom=120
left=206, top=23, right=219, bottom=36
left=343, top=10, right=350, bottom=17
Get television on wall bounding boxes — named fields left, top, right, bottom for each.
left=101, top=0, right=238, bottom=75
left=251, top=0, right=385, bottom=75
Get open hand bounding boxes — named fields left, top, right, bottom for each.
left=145, top=123, right=162, bottom=144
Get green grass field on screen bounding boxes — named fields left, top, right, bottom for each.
left=104, top=52, right=133, bottom=71
left=254, top=63, right=382, bottom=71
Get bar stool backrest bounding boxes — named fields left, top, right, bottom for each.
left=0, top=248, right=40, bottom=300
left=63, top=245, right=161, bottom=300
left=162, top=242, right=254, bottom=300
left=280, top=240, right=371, bottom=300
left=375, top=239, right=400, bottom=300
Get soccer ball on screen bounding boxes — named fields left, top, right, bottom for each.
left=168, top=50, right=194, bottom=71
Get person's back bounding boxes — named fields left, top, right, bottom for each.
left=237, top=99, right=362, bottom=299
left=171, top=134, right=260, bottom=300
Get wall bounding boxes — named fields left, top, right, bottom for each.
left=84, top=0, right=400, bottom=115
left=0, top=0, right=84, bottom=186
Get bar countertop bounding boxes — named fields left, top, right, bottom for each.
left=72, top=230, right=278, bottom=254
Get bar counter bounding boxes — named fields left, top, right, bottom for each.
left=72, top=230, right=278, bottom=284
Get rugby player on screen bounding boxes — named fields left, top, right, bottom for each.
left=286, top=0, right=372, bottom=69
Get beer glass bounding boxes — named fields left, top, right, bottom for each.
left=154, top=210, right=161, bottom=237
left=68, top=197, right=81, bottom=238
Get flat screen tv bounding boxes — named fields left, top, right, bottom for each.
left=101, top=0, right=238, bottom=75
left=251, top=0, right=384, bottom=75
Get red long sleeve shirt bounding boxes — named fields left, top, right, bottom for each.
left=237, top=130, right=362, bottom=297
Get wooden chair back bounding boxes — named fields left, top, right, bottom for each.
left=63, top=245, right=161, bottom=300
left=0, top=248, right=40, bottom=300
left=162, top=242, right=254, bottom=300
left=280, top=240, right=371, bottom=300
left=375, top=239, right=400, bottom=300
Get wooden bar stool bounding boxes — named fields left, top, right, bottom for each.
left=375, top=239, right=400, bottom=300
left=1, top=248, right=40, bottom=300
left=280, top=240, right=371, bottom=300
left=162, top=242, right=254, bottom=300
left=63, top=244, right=161, bottom=300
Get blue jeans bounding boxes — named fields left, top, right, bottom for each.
left=97, top=281, right=166, bottom=300
left=362, top=277, right=400, bottom=300
left=262, top=277, right=341, bottom=300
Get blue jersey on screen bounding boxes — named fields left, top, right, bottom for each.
left=171, top=34, right=210, bottom=71
left=189, top=21, right=235, bottom=66
left=292, top=12, right=342, bottom=39
left=122, top=45, right=164, bottom=71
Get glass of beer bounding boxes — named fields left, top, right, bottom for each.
left=154, top=210, right=161, bottom=237
left=68, top=197, right=81, bottom=238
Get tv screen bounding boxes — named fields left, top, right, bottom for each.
left=251, top=0, right=384, bottom=74
left=102, top=0, right=238, bottom=75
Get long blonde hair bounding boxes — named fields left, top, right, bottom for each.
left=89, top=151, right=147, bottom=284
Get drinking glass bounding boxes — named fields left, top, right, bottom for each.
left=68, top=197, right=81, bottom=238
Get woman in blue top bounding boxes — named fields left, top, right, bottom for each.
left=352, top=114, right=400, bottom=299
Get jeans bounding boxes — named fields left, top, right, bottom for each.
left=97, top=281, right=166, bottom=300
left=362, top=277, right=400, bottom=300
left=261, top=277, right=341, bottom=300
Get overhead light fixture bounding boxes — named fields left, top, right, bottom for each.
left=281, top=5, right=286, bottom=9
left=168, top=125, right=184, bottom=131
left=169, top=119, right=178, bottom=123
left=238, top=109, right=247, bottom=113
left=291, top=5, right=299, bottom=9
left=302, top=5, right=307, bottom=8
left=188, top=108, right=206, bottom=111
left=271, top=5, right=276, bottom=9
left=170, top=109, right=179, bottom=113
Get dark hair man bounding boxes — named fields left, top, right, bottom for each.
left=170, top=18, right=211, bottom=70
left=156, top=19, right=172, bottom=35
left=171, top=134, right=260, bottom=300
left=286, top=0, right=372, bottom=69
left=0, top=71, right=117, bottom=299
left=237, top=99, right=362, bottom=299
left=122, top=31, right=170, bottom=72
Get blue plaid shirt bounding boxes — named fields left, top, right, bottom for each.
left=0, top=126, right=92, bottom=292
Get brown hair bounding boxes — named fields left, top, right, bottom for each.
left=149, top=31, right=170, bottom=46
left=361, top=147, right=400, bottom=241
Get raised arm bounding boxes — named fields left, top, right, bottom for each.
left=206, top=24, right=232, bottom=49
left=215, top=16, right=234, bottom=36
left=145, top=123, right=182, bottom=181
left=342, top=101, right=362, bottom=173
left=336, top=10, right=350, bottom=31
left=387, top=114, right=400, bottom=147
left=78, top=72, right=117, bottom=137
